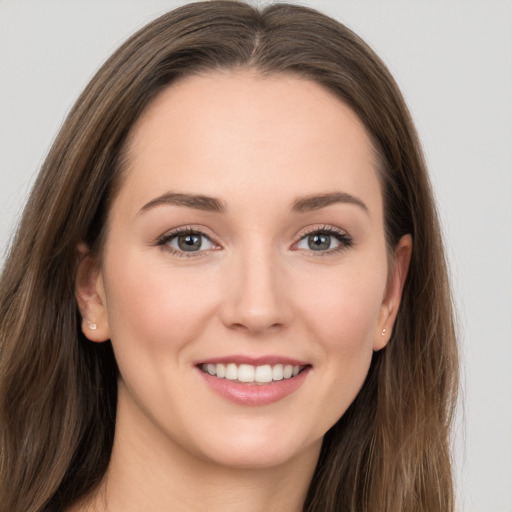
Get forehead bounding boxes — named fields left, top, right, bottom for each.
left=117, top=70, right=381, bottom=215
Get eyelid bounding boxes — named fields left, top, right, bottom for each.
left=292, top=224, right=354, bottom=254
left=296, top=224, right=349, bottom=238
left=155, top=225, right=221, bottom=256
left=154, top=223, right=353, bottom=257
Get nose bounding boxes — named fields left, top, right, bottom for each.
left=219, top=247, right=293, bottom=336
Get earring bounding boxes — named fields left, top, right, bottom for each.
left=87, top=320, right=97, bottom=331
left=381, top=328, right=386, bottom=336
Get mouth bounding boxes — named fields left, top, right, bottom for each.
left=196, top=357, right=312, bottom=406
left=199, top=362, right=308, bottom=385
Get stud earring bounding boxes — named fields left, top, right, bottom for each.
left=87, top=320, right=97, bottom=331
left=381, top=328, right=386, bottom=336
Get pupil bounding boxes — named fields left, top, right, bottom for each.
left=308, top=233, right=330, bottom=251
left=178, top=234, right=201, bottom=251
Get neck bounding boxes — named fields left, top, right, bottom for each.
left=80, top=388, right=321, bottom=512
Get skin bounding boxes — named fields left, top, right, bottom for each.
left=75, top=71, right=411, bottom=511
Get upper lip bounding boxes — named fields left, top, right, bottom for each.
left=195, top=355, right=310, bottom=367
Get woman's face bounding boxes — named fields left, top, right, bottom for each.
left=80, top=71, right=410, bottom=470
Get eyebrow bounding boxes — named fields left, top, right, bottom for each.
left=291, top=192, right=368, bottom=214
left=138, top=192, right=226, bottom=215
left=138, top=190, right=368, bottom=216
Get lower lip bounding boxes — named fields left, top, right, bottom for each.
left=197, top=367, right=310, bottom=406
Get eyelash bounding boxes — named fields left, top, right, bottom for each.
left=156, top=226, right=218, bottom=258
left=156, top=225, right=354, bottom=257
left=295, top=225, right=354, bottom=255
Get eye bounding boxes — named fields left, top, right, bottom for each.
left=158, top=228, right=217, bottom=255
left=295, top=227, right=353, bottom=253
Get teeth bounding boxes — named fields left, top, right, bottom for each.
left=201, top=362, right=305, bottom=383
left=238, top=364, right=255, bottom=383
left=216, top=363, right=226, bottom=378
left=272, top=364, right=284, bottom=381
left=255, top=365, right=272, bottom=383
left=225, top=363, right=238, bottom=380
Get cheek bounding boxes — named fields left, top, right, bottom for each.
left=301, top=262, right=386, bottom=349
left=295, top=259, right=387, bottom=417
left=313, top=285, right=380, bottom=384
left=103, top=252, right=219, bottom=356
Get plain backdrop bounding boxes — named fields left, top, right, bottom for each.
left=0, top=1, right=511, bottom=510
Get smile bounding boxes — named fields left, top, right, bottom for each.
left=197, top=358, right=311, bottom=406
left=200, top=363, right=305, bottom=384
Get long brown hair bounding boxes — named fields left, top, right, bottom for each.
left=0, top=2, right=458, bottom=511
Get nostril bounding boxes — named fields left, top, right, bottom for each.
left=227, top=319, right=285, bottom=336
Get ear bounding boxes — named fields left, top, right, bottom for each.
left=75, top=243, right=110, bottom=342
left=374, top=234, right=412, bottom=351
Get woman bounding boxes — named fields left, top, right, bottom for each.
left=0, top=1, right=458, bottom=511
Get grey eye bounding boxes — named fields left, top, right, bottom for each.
left=167, top=232, right=214, bottom=252
left=297, top=232, right=342, bottom=252
left=178, top=234, right=202, bottom=251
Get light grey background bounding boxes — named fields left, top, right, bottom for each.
left=1, top=1, right=511, bottom=510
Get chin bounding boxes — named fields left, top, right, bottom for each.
left=188, top=423, right=322, bottom=471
